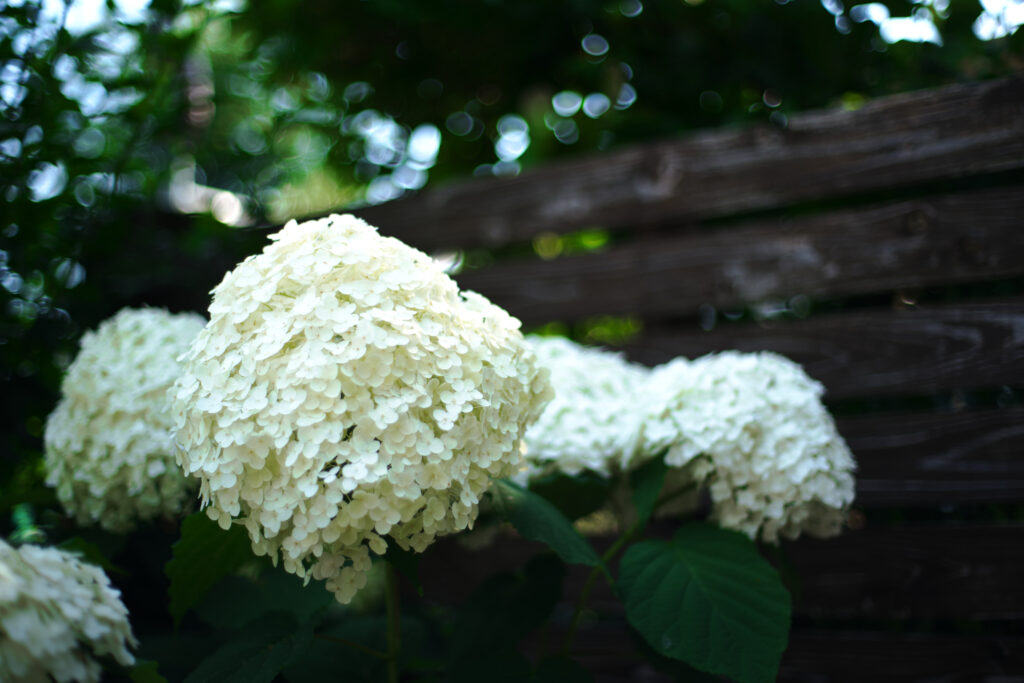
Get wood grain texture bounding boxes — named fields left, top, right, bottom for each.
left=418, top=524, right=1024, bottom=622
left=620, top=298, right=1024, bottom=399
left=519, top=624, right=1024, bottom=682
left=454, top=185, right=1024, bottom=322
left=354, top=76, right=1024, bottom=251
left=786, top=524, right=1024, bottom=620
left=779, top=632, right=1024, bottom=682
left=841, top=409, right=1024, bottom=507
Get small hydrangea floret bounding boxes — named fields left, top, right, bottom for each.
left=44, top=308, right=206, bottom=532
left=643, top=351, right=856, bottom=542
left=0, top=540, right=136, bottom=683
left=173, top=214, right=552, bottom=603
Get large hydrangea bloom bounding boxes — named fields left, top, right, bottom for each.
left=521, top=335, right=650, bottom=479
left=0, top=540, right=136, bottom=683
left=44, top=308, right=206, bottom=532
left=173, top=214, right=552, bottom=603
left=643, top=351, right=856, bottom=542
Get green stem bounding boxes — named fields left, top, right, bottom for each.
left=561, top=523, right=638, bottom=656
left=385, top=561, right=401, bottom=683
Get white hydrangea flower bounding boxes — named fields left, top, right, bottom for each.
left=643, top=351, right=856, bottom=542
left=521, top=336, right=650, bottom=479
left=44, top=308, right=206, bottom=532
left=0, top=539, right=136, bottom=683
left=173, top=214, right=552, bottom=604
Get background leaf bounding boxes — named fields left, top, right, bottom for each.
left=629, top=455, right=668, bottom=529
left=195, top=564, right=334, bottom=630
left=493, top=479, right=601, bottom=567
left=184, top=613, right=313, bottom=683
left=165, top=513, right=254, bottom=626
left=528, top=471, right=613, bottom=521
left=617, top=523, right=791, bottom=683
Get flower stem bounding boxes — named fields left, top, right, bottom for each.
left=561, top=523, right=637, bottom=656
left=385, top=561, right=401, bottom=683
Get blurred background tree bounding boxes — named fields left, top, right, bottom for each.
left=1, top=0, right=1022, bottom=517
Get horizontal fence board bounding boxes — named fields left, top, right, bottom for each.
left=355, top=76, right=1024, bottom=251
left=522, top=624, right=1024, bottom=682
left=780, top=632, right=1024, bottom=682
left=787, top=523, right=1024, bottom=620
left=420, top=524, right=1024, bottom=622
left=456, top=186, right=1024, bottom=322
left=620, top=298, right=1024, bottom=400
left=842, top=409, right=1024, bottom=507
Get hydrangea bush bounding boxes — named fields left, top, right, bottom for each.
left=518, top=340, right=855, bottom=543
left=43, top=308, right=206, bottom=532
left=172, top=214, right=552, bottom=603
left=0, top=540, right=136, bottom=683
left=18, top=216, right=858, bottom=683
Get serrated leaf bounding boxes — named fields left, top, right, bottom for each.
left=629, top=455, right=667, bottom=529
left=617, top=523, right=791, bottom=683
left=185, top=613, right=313, bottom=683
left=165, top=513, right=253, bottom=626
left=492, top=479, right=601, bottom=567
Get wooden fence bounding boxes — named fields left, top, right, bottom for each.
left=355, top=75, right=1024, bottom=681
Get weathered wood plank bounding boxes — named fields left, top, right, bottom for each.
left=354, top=76, right=1024, bottom=251
left=523, top=624, right=1024, bottom=682
left=620, top=298, right=1024, bottom=400
left=842, top=409, right=1024, bottom=507
left=419, top=524, right=1024, bottom=621
left=786, top=524, right=1024, bottom=620
left=455, top=186, right=1024, bottom=322
left=780, top=632, right=1024, bottom=682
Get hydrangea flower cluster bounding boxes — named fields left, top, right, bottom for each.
left=521, top=335, right=650, bottom=478
left=44, top=308, right=206, bottom=532
left=0, top=540, right=136, bottom=683
left=643, top=351, right=856, bottom=542
left=173, top=214, right=552, bottom=603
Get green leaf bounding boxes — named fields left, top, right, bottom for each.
left=128, top=660, right=168, bottom=683
left=528, top=470, right=612, bottom=521
left=195, top=564, right=334, bottom=631
left=185, top=613, right=313, bottom=683
left=617, top=523, right=791, bottom=683
left=165, top=512, right=253, bottom=627
left=629, top=455, right=667, bottom=529
left=492, top=479, right=601, bottom=567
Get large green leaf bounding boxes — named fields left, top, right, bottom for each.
left=617, top=523, right=791, bottom=683
left=492, top=479, right=601, bottom=567
left=165, top=512, right=254, bottom=626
